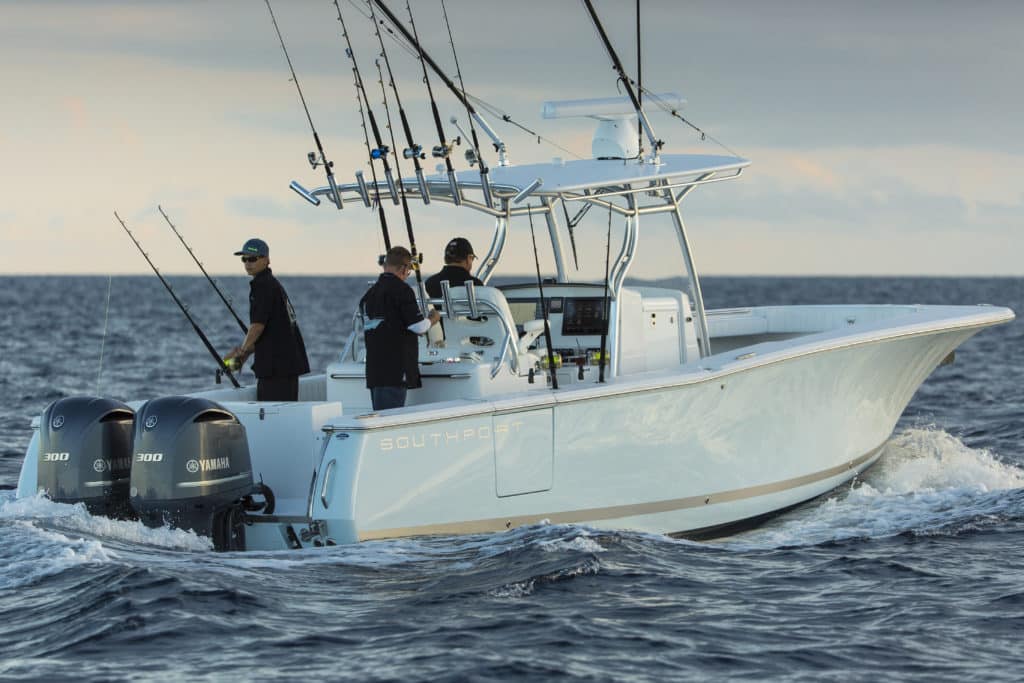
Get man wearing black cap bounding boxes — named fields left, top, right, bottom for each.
left=361, top=246, right=441, bottom=410
left=425, top=237, right=484, bottom=298
left=225, top=238, right=310, bottom=401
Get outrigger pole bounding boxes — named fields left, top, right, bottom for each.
left=265, top=0, right=343, bottom=210
left=333, top=0, right=395, bottom=251
left=114, top=212, right=241, bottom=389
left=158, top=205, right=248, bottom=335
left=367, top=1, right=431, bottom=314
left=581, top=0, right=662, bottom=162
left=372, top=0, right=464, bottom=204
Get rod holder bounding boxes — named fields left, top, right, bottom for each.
left=290, top=180, right=321, bottom=206
left=327, top=175, right=343, bottom=209
left=440, top=280, right=455, bottom=320
left=513, top=177, right=543, bottom=204
left=447, top=170, right=462, bottom=206
left=384, top=168, right=400, bottom=205
left=480, top=169, right=495, bottom=210
left=465, top=281, right=480, bottom=319
left=415, top=168, right=431, bottom=205
left=355, top=171, right=372, bottom=208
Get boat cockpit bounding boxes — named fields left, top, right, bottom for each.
left=322, top=281, right=700, bottom=413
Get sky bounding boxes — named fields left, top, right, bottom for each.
left=1, top=0, right=1022, bottom=277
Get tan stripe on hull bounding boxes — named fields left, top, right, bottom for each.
left=358, top=444, right=883, bottom=541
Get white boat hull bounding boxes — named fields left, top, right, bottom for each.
left=298, top=309, right=996, bottom=546
left=17, top=304, right=1010, bottom=549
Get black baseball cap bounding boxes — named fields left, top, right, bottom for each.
left=444, top=237, right=475, bottom=262
left=234, top=238, right=269, bottom=257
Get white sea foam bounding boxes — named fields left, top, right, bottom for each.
left=726, top=427, right=1024, bottom=550
left=0, top=492, right=213, bottom=553
left=0, top=520, right=113, bottom=590
left=538, top=534, right=607, bottom=554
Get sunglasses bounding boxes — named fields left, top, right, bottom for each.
left=241, top=255, right=263, bottom=263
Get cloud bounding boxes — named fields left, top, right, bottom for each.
left=688, top=144, right=1024, bottom=236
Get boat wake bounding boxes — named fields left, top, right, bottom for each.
left=726, top=426, right=1024, bottom=550
left=0, top=426, right=1018, bottom=592
left=0, top=492, right=212, bottom=588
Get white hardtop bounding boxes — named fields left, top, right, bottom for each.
left=438, top=153, right=749, bottom=196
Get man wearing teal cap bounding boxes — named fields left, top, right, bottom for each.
left=225, top=238, right=310, bottom=401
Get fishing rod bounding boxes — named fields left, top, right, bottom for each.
left=265, top=0, right=343, bottom=210
left=367, top=5, right=430, bottom=315
left=333, top=0, right=396, bottom=252
left=158, top=205, right=248, bottom=335
left=114, top=212, right=241, bottom=389
left=374, top=1, right=511, bottom=204
left=581, top=0, right=662, bottom=162
left=527, top=207, right=558, bottom=390
left=598, top=205, right=612, bottom=383
left=365, top=0, right=431, bottom=205
left=351, top=10, right=567, bottom=163
left=373, top=0, right=466, bottom=205
left=439, top=0, right=493, bottom=209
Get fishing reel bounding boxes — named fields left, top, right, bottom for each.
left=464, top=147, right=478, bottom=167
left=370, top=145, right=390, bottom=160
left=377, top=252, right=423, bottom=267
left=307, top=151, right=333, bottom=170
left=431, top=136, right=460, bottom=159
left=403, top=144, right=425, bottom=160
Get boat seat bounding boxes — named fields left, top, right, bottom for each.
left=434, top=285, right=542, bottom=375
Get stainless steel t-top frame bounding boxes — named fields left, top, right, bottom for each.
left=292, top=161, right=745, bottom=360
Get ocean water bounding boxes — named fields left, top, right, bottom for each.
left=0, top=275, right=1021, bottom=681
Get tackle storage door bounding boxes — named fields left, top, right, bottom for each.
left=492, top=408, right=553, bottom=497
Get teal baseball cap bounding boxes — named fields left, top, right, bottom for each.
left=234, top=238, right=269, bottom=257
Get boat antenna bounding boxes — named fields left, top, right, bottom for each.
left=114, top=212, right=241, bottom=389
left=364, top=0, right=431, bottom=205
left=370, top=44, right=430, bottom=316
left=333, top=0, right=396, bottom=252
left=265, top=0, right=343, bottom=210
left=581, top=0, right=662, bottom=163
left=598, top=205, right=612, bottom=383
left=439, top=0, right=494, bottom=208
left=527, top=207, right=559, bottom=390
left=158, top=205, right=248, bottom=335
left=96, top=274, right=113, bottom=394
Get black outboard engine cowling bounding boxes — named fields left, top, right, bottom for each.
left=130, top=396, right=256, bottom=551
left=38, top=397, right=134, bottom=518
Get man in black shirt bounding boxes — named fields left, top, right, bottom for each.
left=361, top=246, right=441, bottom=410
left=225, top=238, right=310, bottom=401
left=425, top=237, right=484, bottom=297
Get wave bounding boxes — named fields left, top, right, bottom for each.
left=0, top=492, right=212, bottom=564
left=725, top=426, right=1024, bottom=550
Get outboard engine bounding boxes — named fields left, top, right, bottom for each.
left=37, top=397, right=134, bottom=517
left=130, top=396, right=267, bottom=551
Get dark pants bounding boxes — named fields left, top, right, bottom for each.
left=257, top=376, right=299, bottom=401
left=371, top=386, right=407, bottom=411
